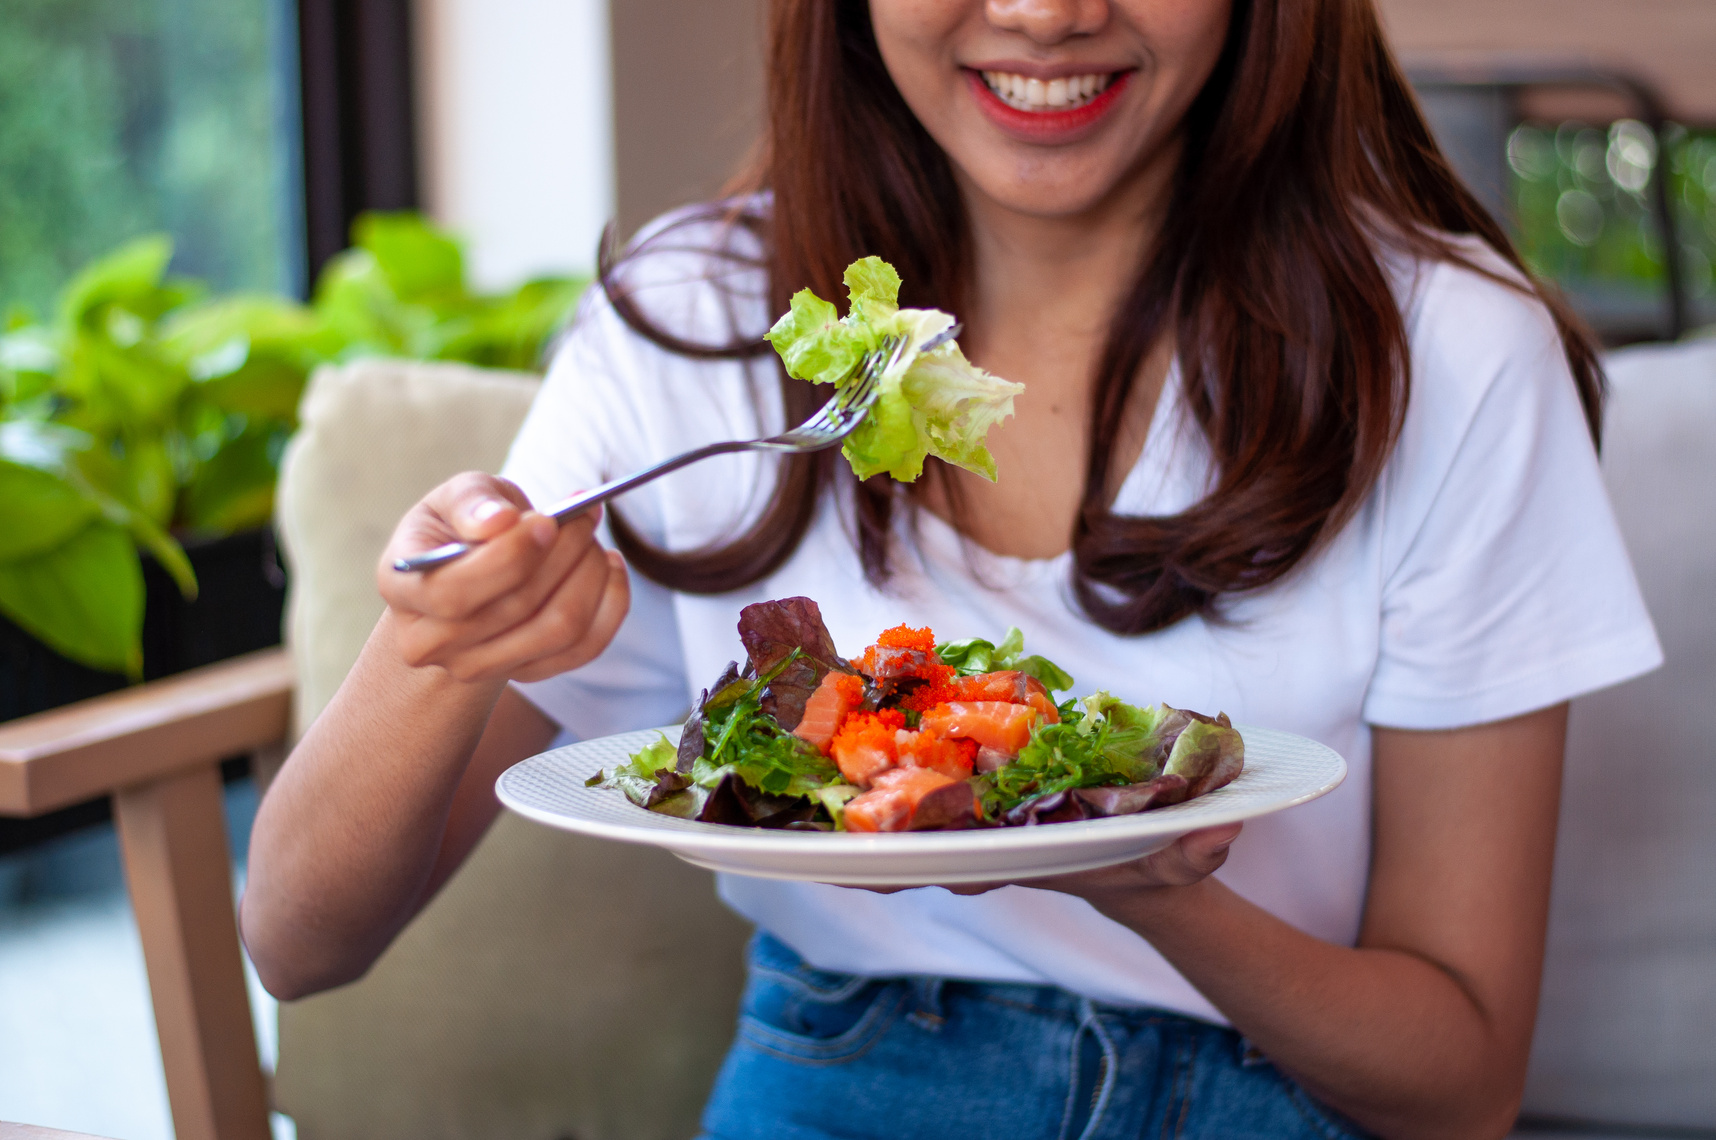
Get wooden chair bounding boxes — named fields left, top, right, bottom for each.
left=0, top=651, right=289, bottom=1140
left=3, top=358, right=750, bottom=1140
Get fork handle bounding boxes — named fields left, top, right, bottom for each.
left=392, top=439, right=752, bottom=572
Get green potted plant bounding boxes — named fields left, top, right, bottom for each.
left=0, top=212, right=585, bottom=718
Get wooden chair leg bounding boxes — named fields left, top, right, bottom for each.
left=113, top=764, right=271, bottom=1140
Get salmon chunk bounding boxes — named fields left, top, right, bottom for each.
left=793, top=671, right=865, bottom=754
left=843, top=766, right=960, bottom=833
left=919, top=700, right=1040, bottom=756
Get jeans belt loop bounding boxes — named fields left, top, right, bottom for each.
left=907, top=976, right=946, bottom=1030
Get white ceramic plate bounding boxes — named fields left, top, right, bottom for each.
left=497, top=724, right=1346, bottom=885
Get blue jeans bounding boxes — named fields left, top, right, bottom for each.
left=698, top=933, right=1372, bottom=1140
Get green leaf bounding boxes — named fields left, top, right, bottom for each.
left=161, top=295, right=325, bottom=360
left=843, top=256, right=901, bottom=323
left=935, top=626, right=1075, bottom=693
left=353, top=212, right=465, bottom=302
left=124, top=509, right=197, bottom=600
left=190, top=355, right=307, bottom=422
left=178, top=427, right=279, bottom=534
left=122, top=434, right=178, bottom=526
left=0, top=459, right=100, bottom=561
left=433, top=277, right=587, bottom=370
left=766, top=258, right=1022, bottom=483
left=0, top=325, right=61, bottom=405
left=1012, top=654, right=1075, bottom=695
left=57, top=235, right=175, bottom=329
left=0, top=521, right=144, bottom=677
left=764, top=289, right=866, bottom=386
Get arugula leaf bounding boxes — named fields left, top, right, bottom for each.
left=764, top=256, right=1023, bottom=482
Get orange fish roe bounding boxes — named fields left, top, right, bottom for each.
left=855, top=624, right=941, bottom=676
left=876, top=624, right=937, bottom=652
left=829, top=708, right=908, bottom=786
left=897, top=676, right=966, bottom=713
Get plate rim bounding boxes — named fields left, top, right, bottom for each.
left=496, top=723, right=1348, bottom=857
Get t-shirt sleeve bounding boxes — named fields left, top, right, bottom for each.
left=1361, top=264, right=1662, bottom=729
left=498, top=289, right=693, bottom=739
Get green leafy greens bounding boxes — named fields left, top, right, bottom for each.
left=978, top=693, right=1172, bottom=814
left=589, top=649, right=841, bottom=819
left=935, top=626, right=1076, bottom=693
left=764, top=257, right=1024, bottom=482
left=0, top=213, right=586, bottom=675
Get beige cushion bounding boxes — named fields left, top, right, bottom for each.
left=272, top=359, right=750, bottom=1140
left=1522, top=340, right=1716, bottom=1128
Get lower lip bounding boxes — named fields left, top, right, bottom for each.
left=965, top=69, right=1132, bottom=144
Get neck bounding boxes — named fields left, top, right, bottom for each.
left=957, top=136, right=1180, bottom=370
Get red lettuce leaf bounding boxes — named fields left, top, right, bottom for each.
left=736, top=597, right=846, bottom=730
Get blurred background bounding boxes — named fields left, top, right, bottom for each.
left=1, top=1, right=1712, bottom=1139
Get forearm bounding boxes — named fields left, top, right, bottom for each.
left=1099, top=880, right=1525, bottom=1140
left=242, top=611, right=505, bottom=997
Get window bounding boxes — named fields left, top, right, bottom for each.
left=0, top=0, right=306, bottom=318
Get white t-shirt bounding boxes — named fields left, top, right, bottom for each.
left=502, top=215, right=1661, bottom=1024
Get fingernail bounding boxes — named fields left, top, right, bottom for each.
left=530, top=515, right=557, bottom=547
left=471, top=500, right=504, bottom=523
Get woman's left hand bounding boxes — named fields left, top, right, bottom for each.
left=856, top=821, right=1243, bottom=898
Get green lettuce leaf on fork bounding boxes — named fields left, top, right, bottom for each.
left=764, top=257, right=1025, bottom=482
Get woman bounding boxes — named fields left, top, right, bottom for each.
left=241, top=1, right=1662, bottom=1137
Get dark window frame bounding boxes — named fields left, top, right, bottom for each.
left=296, top=0, right=420, bottom=285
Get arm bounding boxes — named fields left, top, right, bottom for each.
left=1035, top=705, right=1566, bottom=1140
left=240, top=473, right=630, bottom=1000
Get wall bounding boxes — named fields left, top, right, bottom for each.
left=413, top=0, right=614, bottom=287
left=1376, top=0, right=1716, bottom=123
left=413, top=0, right=768, bottom=286
left=607, top=0, right=767, bottom=240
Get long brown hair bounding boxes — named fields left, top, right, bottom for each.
left=602, top=0, right=1603, bottom=634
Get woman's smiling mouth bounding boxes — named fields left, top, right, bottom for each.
left=963, top=66, right=1133, bottom=143
left=978, top=69, right=1117, bottom=111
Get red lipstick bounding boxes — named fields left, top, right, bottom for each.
left=965, top=68, right=1132, bottom=145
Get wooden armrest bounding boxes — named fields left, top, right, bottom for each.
left=0, top=648, right=293, bottom=817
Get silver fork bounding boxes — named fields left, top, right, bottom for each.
left=394, top=327, right=948, bottom=572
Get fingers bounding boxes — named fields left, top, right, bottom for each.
left=436, top=536, right=620, bottom=679
left=511, top=552, right=634, bottom=681
left=431, top=472, right=535, bottom=542
left=1140, top=823, right=1243, bottom=887
left=379, top=473, right=606, bottom=621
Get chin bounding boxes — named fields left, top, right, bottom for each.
left=967, top=162, right=1132, bottom=220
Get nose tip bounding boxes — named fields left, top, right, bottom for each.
left=985, top=0, right=1108, bottom=44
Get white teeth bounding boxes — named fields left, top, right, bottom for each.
left=980, top=69, right=1114, bottom=112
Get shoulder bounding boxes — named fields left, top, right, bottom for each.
left=1386, top=234, right=1568, bottom=404
left=1370, top=235, right=1600, bottom=565
left=1377, top=233, right=1585, bottom=460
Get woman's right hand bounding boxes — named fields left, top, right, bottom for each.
left=376, top=472, right=631, bottom=685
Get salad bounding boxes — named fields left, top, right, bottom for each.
left=588, top=597, right=1245, bottom=833
left=765, top=256, right=1025, bottom=482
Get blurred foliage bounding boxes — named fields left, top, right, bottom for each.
left=0, top=0, right=299, bottom=319
left=1509, top=120, right=1716, bottom=311
left=0, top=213, right=587, bottom=675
